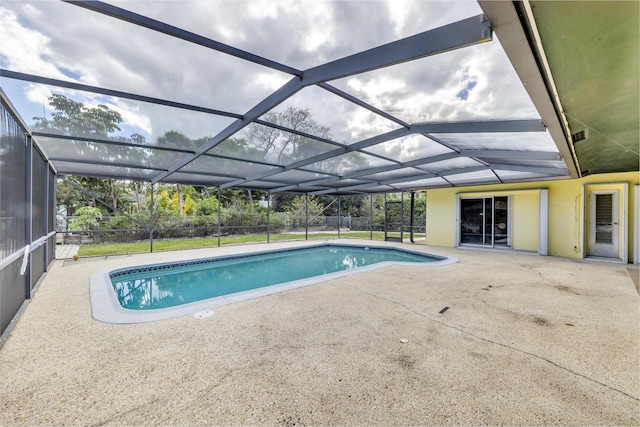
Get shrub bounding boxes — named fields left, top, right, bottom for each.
left=195, top=196, right=219, bottom=216
left=69, top=206, right=103, bottom=231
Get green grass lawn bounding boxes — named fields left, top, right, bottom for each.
left=77, top=231, right=425, bottom=257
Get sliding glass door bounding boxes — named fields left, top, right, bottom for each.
left=460, top=196, right=510, bottom=247
left=460, top=198, right=484, bottom=244
left=493, top=197, right=509, bottom=246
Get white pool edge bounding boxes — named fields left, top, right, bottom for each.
left=89, top=244, right=458, bottom=324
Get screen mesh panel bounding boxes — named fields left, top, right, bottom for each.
left=32, top=150, right=48, bottom=240
left=0, top=258, right=25, bottom=336
left=30, top=245, right=46, bottom=291
left=0, top=103, right=28, bottom=258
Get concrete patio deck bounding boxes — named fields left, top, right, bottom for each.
left=54, top=244, right=80, bottom=260
left=0, top=239, right=638, bottom=426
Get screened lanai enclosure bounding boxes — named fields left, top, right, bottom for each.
left=1, top=96, right=56, bottom=335
left=0, top=0, right=577, bottom=336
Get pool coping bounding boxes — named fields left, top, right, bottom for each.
left=89, top=243, right=458, bottom=324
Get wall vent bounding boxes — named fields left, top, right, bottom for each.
left=571, top=128, right=589, bottom=143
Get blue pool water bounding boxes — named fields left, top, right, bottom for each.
left=109, top=244, right=442, bottom=310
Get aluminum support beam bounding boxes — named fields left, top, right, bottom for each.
left=166, top=170, right=242, bottom=180
left=199, top=152, right=285, bottom=169
left=253, top=119, right=348, bottom=149
left=488, top=163, right=569, bottom=175
left=411, top=119, right=546, bottom=133
left=303, top=14, right=491, bottom=85
left=32, top=132, right=196, bottom=154
left=1, top=70, right=242, bottom=119
left=460, top=149, right=561, bottom=160
left=149, top=183, right=154, bottom=252
left=318, top=83, right=410, bottom=128
left=56, top=171, right=152, bottom=182
left=65, top=1, right=302, bottom=76
left=271, top=151, right=462, bottom=193
left=25, top=135, right=33, bottom=297
left=47, top=157, right=169, bottom=172
left=311, top=165, right=490, bottom=195
left=217, top=187, right=221, bottom=247
left=267, top=192, right=271, bottom=243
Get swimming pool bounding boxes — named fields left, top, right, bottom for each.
left=90, top=243, right=457, bottom=324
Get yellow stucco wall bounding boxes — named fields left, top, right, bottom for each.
left=425, top=171, right=639, bottom=260
left=546, top=179, right=581, bottom=257
left=511, top=192, right=539, bottom=252
left=425, top=190, right=456, bottom=247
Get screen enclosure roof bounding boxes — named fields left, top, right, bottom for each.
left=0, top=0, right=576, bottom=195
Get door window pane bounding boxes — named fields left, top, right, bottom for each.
left=483, top=198, right=493, bottom=245
left=460, top=199, right=484, bottom=244
left=595, top=194, right=613, bottom=244
left=494, top=196, right=509, bottom=246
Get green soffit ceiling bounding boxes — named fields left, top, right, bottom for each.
left=530, top=0, right=639, bottom=175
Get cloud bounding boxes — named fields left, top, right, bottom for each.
left=364, top=133, right=454, bottom=163
left=0, top=6, right=60, bottom=77
left=330, top=31, right=540, bottom=126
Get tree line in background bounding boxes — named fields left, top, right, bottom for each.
left=60, top=178, right=425, bottom=236
left=35, top=95, right=424, bottom=235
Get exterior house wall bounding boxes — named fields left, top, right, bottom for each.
left=425, top=171, right=639, bottom=261
left=511, top=192, right=539, bottom=252
left=425, top=190, right=456, bottom=247
left=546, top=179, right=581, bottom=258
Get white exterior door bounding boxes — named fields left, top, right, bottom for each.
left=588, top=190, right=619, bottom=258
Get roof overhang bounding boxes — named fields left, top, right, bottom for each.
left=480, top=0, right=639, bottom=178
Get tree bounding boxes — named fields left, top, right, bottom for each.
left=56, top=176, right=133, bottom=215
left=156, top=131, right=204, bottom=214
left=317, top=195, right=369, bottom=217
left=195, top=196, right=219, bottom=216
left=157, top=130, right=196, bottom=151
left=33, top=94, right=122, bottom=137
left=289, top=195, right=324, bottom=229
left=68, top=206, right=103, bottom=231
left=197, top=136, right=266, bottom=202
left=129, top=181, right=149, bottom=215
left=39, top=95, right=378, bottom=236
left=244, top=107, right=333, bottom=164
left=35, top=95, right=133, bottom=214
left=271, top=193, right=297, bottom=212
left=219, top=188, right=267, bottom=206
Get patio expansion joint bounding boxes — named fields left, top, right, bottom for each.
left=349, top=284, right=640, bottom=403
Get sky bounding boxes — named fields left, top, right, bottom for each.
left=0, top=0, right=546, bottom=151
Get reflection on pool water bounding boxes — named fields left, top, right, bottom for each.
left=109, top=244, right=443, bottom=311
